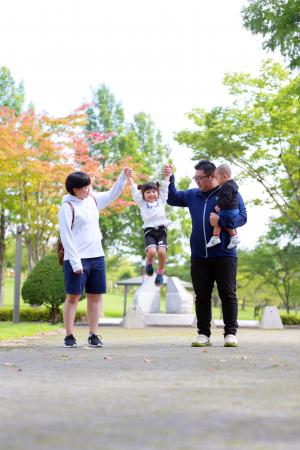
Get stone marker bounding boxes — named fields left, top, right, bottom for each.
left=122, top=305, right=145, bottom=329
left=259, top=306, right=284, bottom=329
left=133, top=276, right=160, bottom=313
left=166, top=276, right=193, bottom=314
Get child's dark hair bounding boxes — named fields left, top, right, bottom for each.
left=137, top=181, right=160, bottom=199
left=65, top=172, right=91, bottom=195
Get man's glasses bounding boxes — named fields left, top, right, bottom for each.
left=193, top=174, right=212, bottom=182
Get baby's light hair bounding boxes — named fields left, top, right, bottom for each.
left=216, top=164, right=232, bottom=178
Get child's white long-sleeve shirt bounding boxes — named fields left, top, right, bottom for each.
left=58, top=173, right=126, bottom=272
left=131, top=180, right=169, bottom=229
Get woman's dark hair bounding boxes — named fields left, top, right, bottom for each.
left=137, top=181, right=160, bottom=199
left=194, top=160, right=216, bottom=175
left=65, top=172, right=91, bottom=195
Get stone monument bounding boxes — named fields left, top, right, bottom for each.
left=259, top=306, right=284, bottom=329
left=122, top=305, right=145, bottom=329
left=133, top=275, right=160, bottom=313
left=166, top=276, right=193, bottom=313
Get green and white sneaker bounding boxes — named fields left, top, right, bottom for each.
left=191, top=334, right=212, bottom=347
left=224, top=334, right=239, bottom=347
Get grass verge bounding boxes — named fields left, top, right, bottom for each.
left=0, top=322, right=62, bottom=341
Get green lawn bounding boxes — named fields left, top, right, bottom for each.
left=0, top=322, right=62, bottom=341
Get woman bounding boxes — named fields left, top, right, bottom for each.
left=58, top=167, right=132, bottom=348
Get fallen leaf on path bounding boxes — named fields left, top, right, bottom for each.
left=241, top=356, right=248, bottom=360
left=144, top=358, right=151, bottom=363
left=60, top=355, right=71, bottom=360
left=104, top=356, right=112, bottom=360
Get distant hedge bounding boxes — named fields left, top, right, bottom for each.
left=0, top=306, right=87, bottom=323
left=280, top=313, right=300, bottom=325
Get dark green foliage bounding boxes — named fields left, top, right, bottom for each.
left=242, top=0, right=300, bottom=69
left=0, top=306, right=87, bottom=323
left=0, top=307, right=50, bottom=321
left=280, top=313, right=300, bottom=325
left=21, top=254, right=65, bottom=323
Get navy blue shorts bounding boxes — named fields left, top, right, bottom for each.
left=219, top=208, right=239, bottom=219
left=63, top=257, right=106, bottom=295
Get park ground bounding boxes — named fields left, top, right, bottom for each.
left=1, top=327, right=300, bottom=450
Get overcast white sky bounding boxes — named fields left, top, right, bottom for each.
left=0, top=0, right=282, bottom=248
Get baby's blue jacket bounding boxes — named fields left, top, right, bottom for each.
left=167, top=175, right=247, bottom=259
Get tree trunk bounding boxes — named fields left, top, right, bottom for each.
left=50, top=305, right=58, bottom=325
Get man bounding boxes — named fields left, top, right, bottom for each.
left=165, top=160, right=247, bottom=347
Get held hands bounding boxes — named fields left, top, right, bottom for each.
left=163, top=164, right=173, bottom=180
left=123, top=167, right=133, bottom=179
left=123, top=167, right=134, bottom=186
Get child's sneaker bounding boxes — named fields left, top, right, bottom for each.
left=154, top=273, right=163, bottom=286
left=227, top=235, right=240, bottom=249
left=87, top=333, right=103, bottom=347
left=206, top=236, right=221, bottom=248
left=145, top=263, right=154, bottom=276
left=224, top=334, right=239, bottom=347
left=64, top=334, right=77, bottom=348
left=191, top=334, right=212, bottom=347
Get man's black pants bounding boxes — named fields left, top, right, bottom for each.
left=191, top=257, right=238, bottom=337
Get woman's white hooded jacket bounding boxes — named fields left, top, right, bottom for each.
left=58, top=172, right=126, bottom=272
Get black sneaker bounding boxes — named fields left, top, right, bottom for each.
left=154, top=273, right=164, bottom=286
left=64, top=334, right=77, bottom=348
left=145, top=263, right=154, bottom=276
left=87, top=333, right=103, bottom=347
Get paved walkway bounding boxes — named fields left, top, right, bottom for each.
left=1, top=327, right=300, bottom=450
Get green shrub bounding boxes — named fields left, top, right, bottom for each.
left=21, top=254, right=65, bottom=324
left=0, top=306, right=50, bottom=321
left=0, top=306, right=87, bottom=323
left=280, top=313, right=300, bottom=325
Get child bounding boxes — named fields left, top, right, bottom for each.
left=126, top=171, right=170, bottom=286
left=206, top=163, right=240, bottom=249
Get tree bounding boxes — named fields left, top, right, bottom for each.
left=21, top=254, right=65, bottom=324
left=86, top=84, right=126, bottom=166
left=0, top=107, right=80, bottom=270
left=0, top=104, right=135, bottom=274
left=242, top=0, right=300, bottom=69
left=176, top=61, right=300, bottom=238
left=0, top=67, right=25, bottom=305
left=86, top=85, right=174, bottom=256
left=0, top=66, right=24, bottom=113
left=238, top=243, right=300, bottom=313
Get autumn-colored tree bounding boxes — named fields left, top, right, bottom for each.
left=0, top=67, right=25, bottom=304
left=0, top=103, right=136, bottom=279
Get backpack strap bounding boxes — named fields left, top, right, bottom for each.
left=65, top=202, right=75, bottom=229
